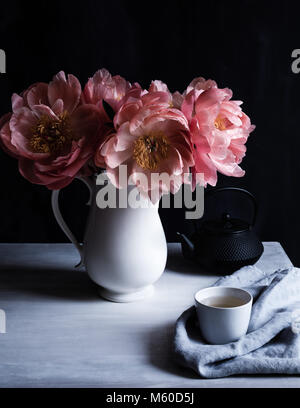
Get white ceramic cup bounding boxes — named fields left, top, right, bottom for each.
left=194, top=286, right=253, bottom=345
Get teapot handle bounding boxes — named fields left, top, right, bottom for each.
left=205, top=187, right=258, bottom=226
left=51, top=176, right=94, bottom=268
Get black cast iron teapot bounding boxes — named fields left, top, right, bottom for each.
left=177, top=187, right=264, bottom=273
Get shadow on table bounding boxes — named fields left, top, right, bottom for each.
left=0, top=261, right=101, bottom=302
left=166, top=250, right=225, bottom=276
left=147, top=322, right=200, bottom=380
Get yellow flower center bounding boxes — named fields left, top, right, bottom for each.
left=214, top=115, right=227, bottom=131
left=30, top=112, right=77, bottom=154
left=133, top=133, right=169, bottom=171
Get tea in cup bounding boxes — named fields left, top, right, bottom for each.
left=194, top=286, right=252, bottom=344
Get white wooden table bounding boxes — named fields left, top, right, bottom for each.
left=0, top=242, right=299, bottom=388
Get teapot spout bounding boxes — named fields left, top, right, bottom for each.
left=177, top=232, right=195, bottom=259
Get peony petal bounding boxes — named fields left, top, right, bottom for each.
left=172, top=91, right=184, bottom=109
left=156, top=146, right=184, bottom=176
left=195, top=87, right=224, bottom=117
left=105, top=146, right=133, bottom=169
left=210, top=148, right=245, bottom=178
left=19, top=158, right=79, bottom=190
left=190, top=117, right=211, bottom=153
left=94, top=127, right=114, bottom=168
left=51, top=99, right=64, bottom=116
left=171, top=141, right=194, bottom=167
left=70, top=104, right=104, bottom=142
left=222, top=110, right=242, bottom=127
left=140, top=108, right=190, bottom=137
left=101, top=132, right=133, bottom=169
left=114, top=101, right=142, bottom=129
left=115, top=122, right=136, bottom=151
left=12, top=93, right=25, bottom=113
left=9, top=108, right=49, bottom=160
left=0, top=114, right=20, bottom=158
left=149, top=80, right=169, bottom=93
left=26, top=83, right=49, bottom=109
left=230, top=139, right=247, bottom=163
left=106, top=160, right=135, bottom=189
left=83, top=69, right=132, bottom=113
left=32, top=104, right=59, bottom=120
left=141, top=91, right=170, bottom=106
left=48, top=71, right=81, bottom=114
left=194, top=152, right=218, bottom=187
left=82, top=77, right=96, bottom=105
left=185, top=77, right=217, bottom=94
left=221, top=100, right=242, bottom=116
left=182, top=90, right=197, bottom=122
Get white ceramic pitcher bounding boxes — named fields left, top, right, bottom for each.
left=51, top=176, right=168, bottom=302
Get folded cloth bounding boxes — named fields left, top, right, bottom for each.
left=173, top=265, right=300, bottom=378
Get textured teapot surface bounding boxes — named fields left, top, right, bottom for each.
left=194, top=227, right=264, bottom=272
left=178, top=187, right=264, bottom=273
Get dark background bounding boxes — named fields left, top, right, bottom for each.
left=0, top=0, right=299, bottom=263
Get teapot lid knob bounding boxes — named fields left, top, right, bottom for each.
left=222, top=213, right=233, bottom=229
left=203, top=212, right=250, bottom=235
left=205, top=187, right=258, bottom=227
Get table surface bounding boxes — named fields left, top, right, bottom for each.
left=0, top=242, right=299, bottom=388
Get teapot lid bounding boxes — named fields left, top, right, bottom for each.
left=203, top=213, right=250, bottom=235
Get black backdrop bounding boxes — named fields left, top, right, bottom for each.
left=1, top=0, right=300, bottom=263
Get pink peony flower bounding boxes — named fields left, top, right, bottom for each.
left=148, top=80, right=183, bottom=109
left=82, top=68, right=140, bottom=115
left=0, top=71, right=107, bottom=189
left=96, top=87, right=194, bottom=201
left=182, top=78, right=255, bottom=187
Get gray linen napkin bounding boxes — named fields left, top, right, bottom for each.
left=173, top=265, right=300, bottom=378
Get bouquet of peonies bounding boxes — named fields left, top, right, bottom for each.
left=0, top=69, right=255, bottom=202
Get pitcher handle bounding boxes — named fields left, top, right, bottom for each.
left=51, top=176, right=94, bottom=268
